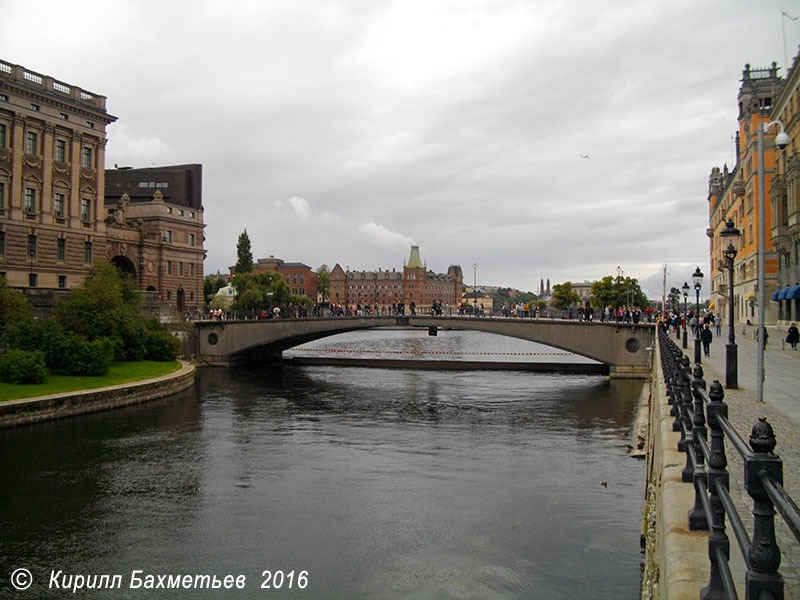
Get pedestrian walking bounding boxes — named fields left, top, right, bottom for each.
left=787, top=323, right=799, bottom=350
left=700, top=323, right=713, bottom=357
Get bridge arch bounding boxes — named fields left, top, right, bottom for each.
left=196, top=316, right=654, bottom=378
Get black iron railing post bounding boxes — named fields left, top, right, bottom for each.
left=687, top=365, right=708, bottom=530
left=701, top=380, right=730, bottom=600
left=744, top=418, right=784, bottom=599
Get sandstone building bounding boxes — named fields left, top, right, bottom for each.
left=0, top=60, right=206, bottom=315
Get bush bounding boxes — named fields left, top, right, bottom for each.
left=143, top=320, right=180, bottom=361
left=61, top=335, right=115, bottom=376
left=0, top=349, right=47, bottom=384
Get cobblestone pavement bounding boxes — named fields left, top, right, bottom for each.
left=676, top=324, right=799, bottom=598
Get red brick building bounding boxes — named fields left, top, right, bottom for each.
left=230, top=255, right=318, bottom=301
left=329, top=245, right=463, bottom=313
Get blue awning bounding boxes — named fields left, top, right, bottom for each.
left=772, top=288, right=783, bottom=301
left=787, top=285, right=800, bottom=300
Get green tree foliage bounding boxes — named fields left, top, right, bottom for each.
left=0, top=349, right=46, bottom=384
left=490, top=287, right=539, bottom=309
left=53, top=262, right=143, bottom=361
left=203, top=276, right=227, bottom=307
left=551, top=282, right=581, bottom=310
left=143, top=319, right=180, bottom=361
left=590, top=275, right=649, bottom=308
left=231, top=270, right=292, bottom=313
left=235, top=229, right=253, bottom=274
left=0, top=276, right=32, bottom=342
left=316, top=264, right=330, bottom=301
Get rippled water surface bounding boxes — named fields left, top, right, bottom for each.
left=1, top=332, right=643, bottom=599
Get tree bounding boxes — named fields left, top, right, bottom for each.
left=590, top=275, right=649, bottom=308
left=317, top=264, right=330, bottom=302
left=235, top=229, right=253, bottom=274
left=551, top=282, right=581, bottom=310
left=231, top=270, right=293, bottom=313
left=204, top=276, right=227, bottom=307
left=0, top=276, right=32, bottom=342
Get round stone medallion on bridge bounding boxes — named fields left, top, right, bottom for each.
left=208, top=333, right=219, bottom=345
left=625, top=337, right=640, bottom=353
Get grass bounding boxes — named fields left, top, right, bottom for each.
left=0, top=360, right=183, bottom=402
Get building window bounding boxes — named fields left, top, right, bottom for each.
left=84, top=241, right=92, bottom=263
left=166, top=206, right=172, bottom=214
left=59, top=113, right=69, bottom=121
left=24, top=188, right=36, bottom=213
left=165, top=230, right=173, bottom=242
left=0, top=123, right=6, bottom=147
left=54, top=193, right=65, bottom=218
left=189, top=233, right=195, bottom=246
left=190, top=211, right=195, bottom=218
left=179, top=262, right=184, bottom=276
left=81, top=147, right=92, bottom=169
left=29, top=273, right=37, bottom=287
left=285, top=274, right=290, bottom=283
left=179, top=209, right=184, bottom=216
left=167, top=261, right=172, bottom=275
left=292, top=273, right=298, bottom=285
left=30, top=103, right=40, bottom=112
left=26, top=131, right=38, bottom=155
left=27, top=234, right=37, bottom=258
left=86, top=121, right=94, bottom=129
left=80, top=198, right=91, bottom=222
left=300, top=273, right=305, bottom=285
left=58, top=275, right=67, bottom=288
left=0, top=181, right=5, bottom=210
left=0, top=231, right=5, bottom=255
left=57, top=238, right=66, bottom=261
left=55, top=139, right=66, bottom=162
left=190, top=263, right=195, bottom=276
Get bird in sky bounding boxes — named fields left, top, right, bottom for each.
left=580, top=154, right=590, bottom=159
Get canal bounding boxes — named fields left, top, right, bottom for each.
left=0, top=330, right=644, bottom=599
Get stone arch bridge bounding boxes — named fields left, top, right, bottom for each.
left=195, top=316, right=655, bottom=378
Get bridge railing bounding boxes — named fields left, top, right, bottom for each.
left=658, top=328, right=800, bottom=600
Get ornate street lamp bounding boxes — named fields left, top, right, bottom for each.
left=692, top=267, right=704, bottom=364
left=473, top=263, right=478, bottom=317
left=720, top=219, right=740, bottom=388
left=682, top=281, right=689, bottom=349
left=754, top=120, right=788, bottom=401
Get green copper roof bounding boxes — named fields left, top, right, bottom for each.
left=406, top=245, right=423, bottom=269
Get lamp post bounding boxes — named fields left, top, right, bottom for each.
left=692, top=267, right=703, bottom=364
left=755, top=120, right=788, bottom=402
left=682, top=281, right=689, bottom=349
left=472, top=263, right=477, bottom=317
left=720, top=219, right=740, bottom=389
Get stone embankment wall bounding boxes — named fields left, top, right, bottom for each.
left=0, top=362, right=195, bottom=429
left=640, top=343, right=708, bottom=599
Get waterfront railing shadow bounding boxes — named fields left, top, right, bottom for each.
left=659, top=328, right=800, bottom=600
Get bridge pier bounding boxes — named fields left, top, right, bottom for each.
left=610, top=365, right=652, bottom=379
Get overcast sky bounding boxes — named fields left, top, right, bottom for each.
left=4, top=1, right=800, bottom=299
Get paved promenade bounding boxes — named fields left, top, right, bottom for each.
left=675, top=324, right=799, bottom=598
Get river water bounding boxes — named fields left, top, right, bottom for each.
left=0, top=330, right=644, bottom=599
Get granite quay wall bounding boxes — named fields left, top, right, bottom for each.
left=641, top=341, right=708, bottom=599
left=0, top=361, right=195, bottom=429
left=641, top=336, right=800, bottom=599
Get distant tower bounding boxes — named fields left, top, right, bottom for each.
left=540, top=278, right=544, bottom=296
left=546, top=278, right=551, bottom=296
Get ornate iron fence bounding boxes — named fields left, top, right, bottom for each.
left=658, top=328, right=800, bottom=599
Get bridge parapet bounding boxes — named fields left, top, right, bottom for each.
left=195, top=316, right=654, bottom=375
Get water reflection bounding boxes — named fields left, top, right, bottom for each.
left=1, top=333, right=643, bottom=599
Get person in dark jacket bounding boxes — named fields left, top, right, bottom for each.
left=700, top=323, right=713, bottom=356
left=787, top=323, right=799, bottom=350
